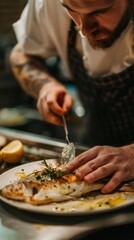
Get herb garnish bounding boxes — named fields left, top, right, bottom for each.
left=35, top=160, right=69, bottom=181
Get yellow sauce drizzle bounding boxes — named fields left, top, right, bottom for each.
left=15, top=171, right=27, bottom=179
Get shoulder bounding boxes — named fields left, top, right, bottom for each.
left=28, top=0, right=69, bottom=22
left=32, top=0, right=65, bottom=13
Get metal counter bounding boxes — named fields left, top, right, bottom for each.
left=0, top=127, right=134, bottom=240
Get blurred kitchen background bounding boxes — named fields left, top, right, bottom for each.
left=0, top=0, right=87, bottom=146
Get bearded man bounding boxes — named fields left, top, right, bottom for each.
left=10, top=0, right=134, bottom=193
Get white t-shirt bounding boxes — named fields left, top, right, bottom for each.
left=13, top=0, right=134, bottom=78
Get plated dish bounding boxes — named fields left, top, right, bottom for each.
left=0, top=108, right=27, bottom=126
left=0, top=160, right=134, bottom=216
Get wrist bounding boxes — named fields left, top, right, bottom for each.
left=121, top=144, right=134, bottom=155
left=39, top=78, right=65, bottom=95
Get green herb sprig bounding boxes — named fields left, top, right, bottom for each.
left=35, top=160, right=69, bottom=181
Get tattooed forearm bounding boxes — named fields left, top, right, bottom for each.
left=13, top=60, right=52, bottom=98
left=23, top=69, right=51, bottom=98
left=10, top=44, right=55, bottom=98
left=14, top=57, right=44, bottom=75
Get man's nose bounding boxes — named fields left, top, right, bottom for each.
left=80, top=15, right=98, bottom=36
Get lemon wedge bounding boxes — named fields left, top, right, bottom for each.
left=0, top=135, right=7, bottom=148
left=0, top=140, right=24, bottom=164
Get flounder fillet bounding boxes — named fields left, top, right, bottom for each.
left=0, top=166, right=104, bottom=205
left=1, top=164, right=134, bottom=205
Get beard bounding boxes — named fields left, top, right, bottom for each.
left=88, top=3, right=133, bottom=49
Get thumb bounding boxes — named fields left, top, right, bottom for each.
left=62, top=93, right=73, bottom=113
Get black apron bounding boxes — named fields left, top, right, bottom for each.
left=68, top=20, right=134, bottom=147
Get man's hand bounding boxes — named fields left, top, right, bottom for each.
left=10, top=44, right=73, bottom=125
left=37, top=81, right=73, bottom=125
left=63, top=144, right=134, bottom=193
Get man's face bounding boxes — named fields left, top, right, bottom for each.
left=61, top=0, right=132, bottom=49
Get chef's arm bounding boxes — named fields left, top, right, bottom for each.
left=10, top=44, right=73, bottom=125
left=10, top=43, right=59, bottom=99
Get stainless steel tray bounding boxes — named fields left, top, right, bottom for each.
left=0, top=127, right=88, bottom=154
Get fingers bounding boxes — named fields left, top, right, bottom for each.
left=45, top=92, right=64, bottom=113
left=63, top=146, right=100, bottom=172
left=64, top=145, right=134, bottom=193
left=82, top=163, right=115, bottom=184
left=78, top=164, right=125, bottom=193
left=37, top=86, right=73, bottom=125
left=37, top=94, right=61, bottom=125
left=82, top=165, right=126, bottom=193
left=75, top=158, right=106, bottom=180
left=49, top=92, right=73, bottom=117
left=62, top=93, right=73, bottom=112
left=101, top=171, right=125, bottom=193
left=40, top=100, right=62, bottom=125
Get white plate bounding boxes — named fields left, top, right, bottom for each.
left=0, top=108, right=28, bottom=126
left=0, top=160, right=134, bottom=216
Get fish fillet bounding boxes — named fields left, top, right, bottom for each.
left=1, top=163, right=134, bottom=205
left=0, top=166, right=104, bottom=205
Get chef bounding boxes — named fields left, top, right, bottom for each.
left=10, top=0, right=134, bottom=193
